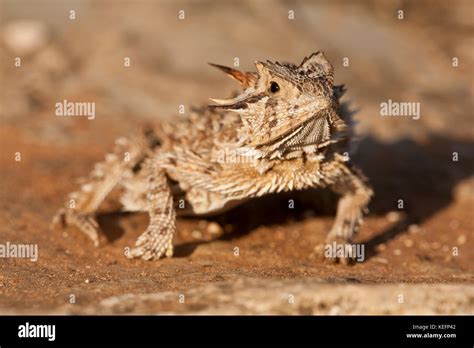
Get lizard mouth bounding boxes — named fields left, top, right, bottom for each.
left=208, top=89, right=262, bottom=110
left=208, top=94, right=340, bottom=151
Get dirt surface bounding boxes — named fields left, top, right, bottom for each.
left=0, top=0, right=473, bottom=314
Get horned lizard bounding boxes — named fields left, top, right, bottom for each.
left=52, top=51, right=373, bottom=261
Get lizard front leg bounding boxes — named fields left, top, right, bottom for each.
left=52, top=135, right=149, bottom=246
left=126, top=157, right=176, bottom=260
left=321, top=157, right=373, bottom=261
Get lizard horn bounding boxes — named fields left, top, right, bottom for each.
left=208, top=63, right=257, bottom=89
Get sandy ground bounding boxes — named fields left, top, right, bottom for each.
left=0, top=0, right=473, bottom=314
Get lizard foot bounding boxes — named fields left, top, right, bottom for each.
left=127, top=225, right=174, bottom=260
left=51, top=208, right=101, bottom=247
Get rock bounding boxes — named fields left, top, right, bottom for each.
left=60, top=278, right=474, bottom=315
left=3, top=20, right=49, bottom=55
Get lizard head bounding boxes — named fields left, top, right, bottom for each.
left=209, top=52, right=347, bottom=158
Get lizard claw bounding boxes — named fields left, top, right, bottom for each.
left=52, top=208, right=101, bottom=247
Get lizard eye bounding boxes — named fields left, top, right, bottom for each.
left=269, top=81, right=280, bottom=93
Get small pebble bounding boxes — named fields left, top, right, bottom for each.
left=373, top=257, right=388, bottom=264
left=457, top=235, right=466, bottom=245
left=191, top=230, right=202, bottom=239
left=207, top=222, right=223, bottom=236
left=393, top=249, right=402, bottom=256
left=84, top=279, right=90, bottom=284
left=386, top=211, right=402, bottom=223
left=403, top=239, right=414, bottom=248
left=408, top=224, right=420, bottom=234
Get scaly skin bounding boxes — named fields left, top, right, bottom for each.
left=52, top=52, right=373, bottom=261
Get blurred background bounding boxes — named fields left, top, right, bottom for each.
left=0, top=0, right=473, bottom=314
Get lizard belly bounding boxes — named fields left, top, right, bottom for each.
left=178, top=188, right=248, bottom=217
left=174, top=156, right=324, bottom=217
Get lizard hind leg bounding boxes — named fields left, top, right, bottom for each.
left=126, top=156, right=176, bottom=261
left=52, top=135, right=150, bottom=246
